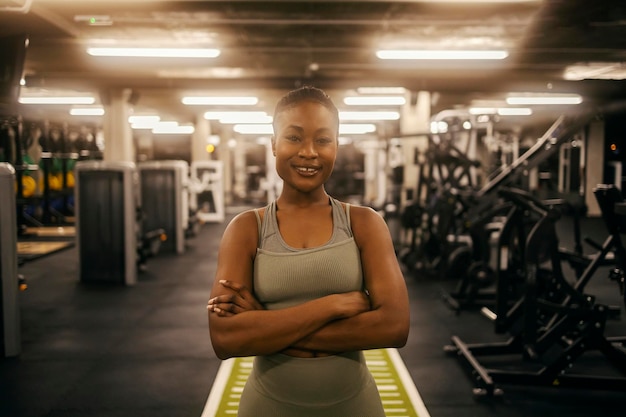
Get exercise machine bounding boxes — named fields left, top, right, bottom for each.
left=189, top=160, right=225, bottom=223
left=75, top=161, right=166, bottom=284
left=445, top=184, right=626, bottom=397
left=138, top=160, right=189, bottom=254
left=0, top=163, right=20, bottom=357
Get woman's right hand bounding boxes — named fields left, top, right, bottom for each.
left=332, top=291, right=371, bottom=319
left=207, top=279, right=265, bottom=317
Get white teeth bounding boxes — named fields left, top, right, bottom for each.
left=296, top=167, right=317, bottom=172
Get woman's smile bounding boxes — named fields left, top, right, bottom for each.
left=294, top=165, right=321, bottom=176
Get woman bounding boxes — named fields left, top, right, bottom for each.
left=207, top=85, right=410, bottom=416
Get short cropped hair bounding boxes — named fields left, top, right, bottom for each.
left=272, top=85, right=340, bottom=134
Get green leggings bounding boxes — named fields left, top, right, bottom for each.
left=237, top=351, right=385, bottom=417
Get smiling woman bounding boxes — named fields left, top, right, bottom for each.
left=207, top=85, right=410, bottom=416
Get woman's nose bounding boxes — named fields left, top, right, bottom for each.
left=298, top=140, right=318, bottom=157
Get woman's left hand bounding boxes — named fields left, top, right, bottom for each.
left=207, top=280, right=264, bottom=317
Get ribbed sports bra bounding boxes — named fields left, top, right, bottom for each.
left=253, top=198, right=364, bottom=310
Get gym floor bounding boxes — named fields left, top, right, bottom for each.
left=1, top=207, right=625, bottom=417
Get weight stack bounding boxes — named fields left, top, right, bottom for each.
left=75, top=161, right=137, bottom=285
left=138, top=160, right=189, bottom=254
left=0, top=163, right=20, bottom=357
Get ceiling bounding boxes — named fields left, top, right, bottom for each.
left=2, top=0, right=626, bottom=135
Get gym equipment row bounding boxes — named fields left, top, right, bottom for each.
left=442, top=187, right=591, bottom=314
left=1, top=117, right=77, bottom=265
left=3, top=119, right=104, bottom=231
left=397, top=134, right=480, bottom=278
left=75, top=161, right=166, bottom=285
left=398, top=107, right=607, bottom=283
left=74, top=158, right=226, bottom=284
left=445, top=184, right=626, bottom=397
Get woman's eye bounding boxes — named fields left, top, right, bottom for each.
left=317, top=137, right=332, bottom=144
left=286, top=135, right=300, bottom=142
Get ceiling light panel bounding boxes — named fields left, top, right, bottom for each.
left=128, top=115, right=160, bottom=124
left=87, top=47, right=220, bottom=58
left=469, top=107, right=532, bottom=116
left=343, top=96, right=406, bottom=106
left=564, top=63, right=626, bottom=80
left=233, top=124, right=274, bottom=135
left=182, top=96, right=259, bottom=105
left=356, top=87, right=407, bottom=95
left=152, top=124, right=195, bottom=134
left=376, top=50, right=509, bottom=60
left=506, top=94, right=583, bottom=105
left=70, top=107, right=105, bottom=116
left=218, top=114, right=272, bottom=124
left=19, top=96, right=96, bottom=105
left=339, top=111, right=400, bottom=121
left=204, top=111, right=271, bottom=124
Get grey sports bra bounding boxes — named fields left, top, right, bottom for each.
left=252, top=198, right=364, bottom=310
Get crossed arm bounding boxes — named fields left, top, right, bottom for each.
left=207, top=207, right=410, bottom=360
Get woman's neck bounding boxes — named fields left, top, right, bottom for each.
left=276, top=190, right=330, bottom=209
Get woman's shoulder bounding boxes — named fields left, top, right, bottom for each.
left=332, top=199, right=383, bottom=225
left=229, top=206, right=267, bottom=226
left=221, top=207, right=266, bottom=250
left=334, top=199, right=379, bottom=216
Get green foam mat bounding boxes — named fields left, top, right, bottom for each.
left=202, top=348, right=430, bottom=417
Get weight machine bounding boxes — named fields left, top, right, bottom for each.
left=445, top=184, right=626, bottom=397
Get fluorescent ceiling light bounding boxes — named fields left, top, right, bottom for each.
left=204, top=111, right=267, bottom=120
left=130, top=116, right=163, bottom=129
left=182, top=96, right=258, bottom=105
left=152, top=124, right=195, bottom=134
left=219, top=114, right=272, bottom=124
left=128, top=115, right=160, bottom=124
left=19, top=96, right=96, bottom=105
left=70, top=107, right=105, bottom=116
left=497, top=107, right=532, bottom=116
left=132, top=120, right=175, bottom=130
left=339, top=111, right=400, bottom=121
left=376, top=50, right=508, bottom=60
left=87, top=47, right=220, bottom=58
left=343, top=96, right=406, bottom=106
left=563, top=62, right=626, bottom=80
left=204, top=111, right=272, bottom=124
left=339, top=124, right=376, bottom=134
left=233, top=124, right=274, bottom=135
left=506, top=94, right=583, bottom=105
left=469, top=107, right=532, bottom=116
left=356, top=87, right=407, bottom=95
left=469, top=107, right=497, bottom=115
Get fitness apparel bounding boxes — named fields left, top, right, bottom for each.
left=236, top=198, right=385, bottom=417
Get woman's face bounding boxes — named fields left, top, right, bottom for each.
left=272, top=100, right=339, bottom=194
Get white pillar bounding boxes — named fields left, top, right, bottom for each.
left=585, top=120, right=605, bottom=217
left=102, top=89, right=135, bottom=162
left=191, top=115, right=211, bottom=163
left=232, top=138, right=247, bottom=201
left=400, top=91, right=431, bottom=206
left=219, top=132, right=233, bottom=205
